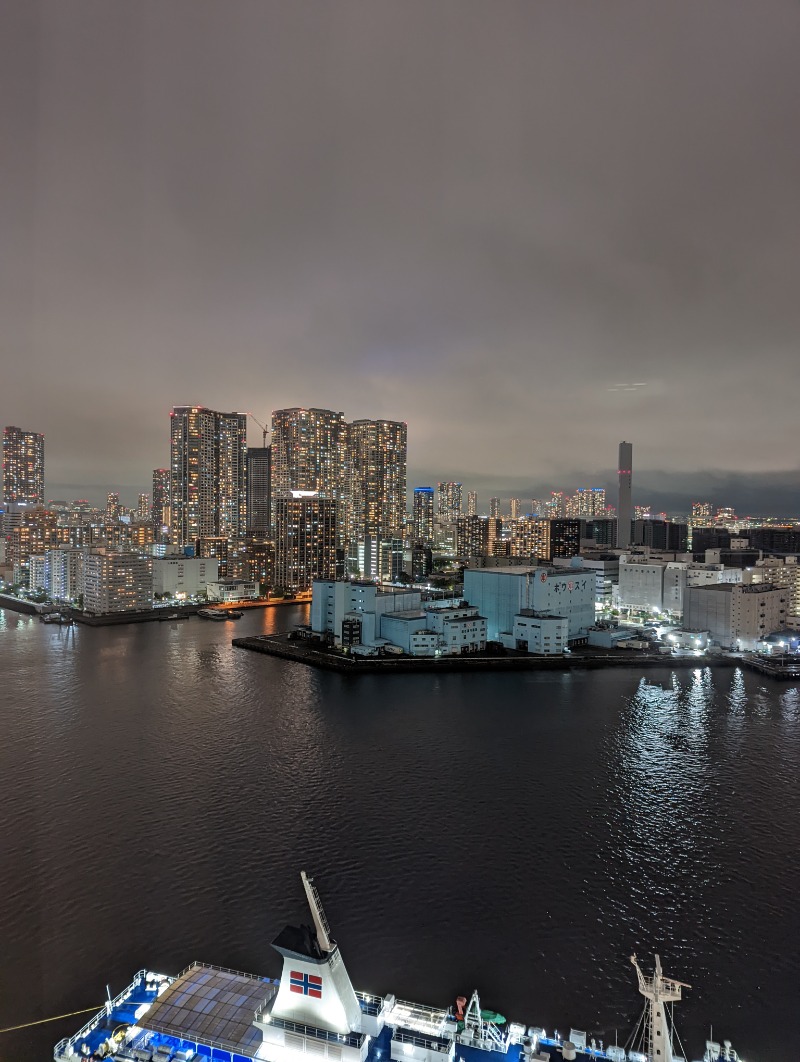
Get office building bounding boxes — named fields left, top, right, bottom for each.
left=633, top=519, right=688, bottom=552
left=3, top=426, right=44, bottom=505
left=617, top=441, right=633, bottom=548
left=437, top=482, right=462, bottom=520
left=83, top=550, right=153, bottom=614
left=691, top=502, right=713, bottom=524
left=273, top=491, right=336, bottom=590
left=346, top=419, right=407, bottom=546
left=170, top=406, right=247, bottom=547
left=412, top=487, right=435, bottom=545
left=246, top=446, right=272, bottom=537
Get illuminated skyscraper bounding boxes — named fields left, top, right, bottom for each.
left=412, top=486, right=435, bottom=544
left=273, top=491, right=337, bottom=590
left=2, top=426, right=44, bottom=505
left=152, top=468, right=170, bottom=534
left=271, top=407, right=347, bottom=540
left=617, top=441, right=633, bottom=549
left=566, top=487, right=606, bottom=518
left=246, top=446, right=272, bottom=537
left=106, top=493, right=121, bottom=521
left=437, top=482, right=462, bottom=520
left=346, top=419, right=407, bottom=545
left=467, top=490, right=477, bottom=516
left=170, top=406, right=247, bottom=547
left=489, top=497, right=501, bottom=518
left=137, top=493, right=150, bottom=521
left=509, top=497, right=521, bottom=520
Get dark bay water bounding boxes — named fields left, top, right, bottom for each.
left=1, top=604, right=798, bottom=1062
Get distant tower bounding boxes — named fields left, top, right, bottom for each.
left=437, top=481, right=462, bottom=520
left=489, top=497, right=500, bottom=518
left=617, top=440, right=633, bottom=548
left=466, top=490, right=477, bottom=516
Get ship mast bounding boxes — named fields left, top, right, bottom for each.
left=301, top=869, right=333, bottom=953
left=630, top=954, right=689, bottom=1062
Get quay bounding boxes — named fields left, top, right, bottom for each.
left=233, top=633, right=744, bottom=674
left=0, top=594, right=309, bottom=627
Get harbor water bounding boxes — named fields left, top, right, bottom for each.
left=0, top=604, right=798, bottom=1062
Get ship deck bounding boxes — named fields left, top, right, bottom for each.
left=55, top=967, right=621, bottom=1062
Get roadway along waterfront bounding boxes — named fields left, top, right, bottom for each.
left=0, top=602, right=798, bottom=1062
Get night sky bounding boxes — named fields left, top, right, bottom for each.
left=3, top=2, right=799, bottom=512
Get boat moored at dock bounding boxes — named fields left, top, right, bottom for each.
left=53, top=873, right=749, bottom=1062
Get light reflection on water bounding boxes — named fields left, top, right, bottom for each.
left=0, top=610, right=798, bottom=1062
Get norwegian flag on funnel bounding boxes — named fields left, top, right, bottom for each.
left=290, top=971, right=322, bottom=998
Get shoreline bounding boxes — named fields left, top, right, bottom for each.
left=232, top=633, right=745, bottom=674
left=0, top=593, right=309, bottom=626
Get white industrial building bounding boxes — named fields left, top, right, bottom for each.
left=683, top=582, right=789, bottom=650
left=152, top=554, right=220, bottom=597
left=618, top=556, right=743, bottom=616
left=310, top=581, right=486, bottom=656
left=463, top=565, right=594, bottom=648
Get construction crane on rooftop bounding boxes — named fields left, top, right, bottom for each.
left=248, top=413, right=270, bottom=448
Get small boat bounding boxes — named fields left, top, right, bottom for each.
left=197, top=608, right=228, bottom=620
left=159, top=612, right=187, bottom=621
left=225, top=609, right=244, bottom=619
left=40, top=612, right=72, bottom=625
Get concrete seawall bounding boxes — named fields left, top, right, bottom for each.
left=233, top=634, right=741, bottom=675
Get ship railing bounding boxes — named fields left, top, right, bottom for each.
left=54, top=970, right=150, bottom=1059
left=176, top=959, right=278, bottom=985
left=355, top=990, right=389, bottom=1017
left=392, top=1028, right=452, bottom=1053
left=130, top=1024, right=262, bottom=1061
left=258, top=1013, right=366, bottom=1049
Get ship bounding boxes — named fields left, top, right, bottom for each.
left=54, top=872, right=746, bottom=1062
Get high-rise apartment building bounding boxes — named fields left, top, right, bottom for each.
left=246, top=446, right=272, bottom=537
left=3, top=426, right=44, bottom=505
left=272, top=491, right=337, bottom=590
left=271, top=407, right=347, bottom=539
left=489, top=497, right=501, bottom=518
left=509, top=517, right=580, bottom=562
left=83, top=550, right=153, bottom=614
left=617, top=441, right=633, bottom=548
left=437, top=482, right=462, bottom=520
left=170, top=406, right=247, bottom=547
left=412, top=487, right=435, bottom=544
left=152, top=469, right=170, bottom=534
left=137, top=493, right=150, bottom=521
left=566, top=488, right=606, bottom=519
left=509, top=498, right=522, bottom=520
left=347, top=419, right=407, bottom=545
left=456, top=516, right=501, bottom=557
left=467, top=491, right=477, bottom=516
left=106, top=493, right=121, bottom=521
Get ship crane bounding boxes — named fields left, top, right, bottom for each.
left=248, top=412, right=270, bottom=448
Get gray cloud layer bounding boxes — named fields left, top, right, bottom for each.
left=2, top=1, right=799, bottom=510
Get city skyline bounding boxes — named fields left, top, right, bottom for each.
left=3, top=3, right=799, bottom=513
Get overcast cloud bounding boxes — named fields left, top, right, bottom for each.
left=2, top=1, right=799, bottom=512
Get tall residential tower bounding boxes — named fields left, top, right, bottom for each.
left=169, top=406, right=247, bottom=547
left=2, top=426, right=44, bottom=505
